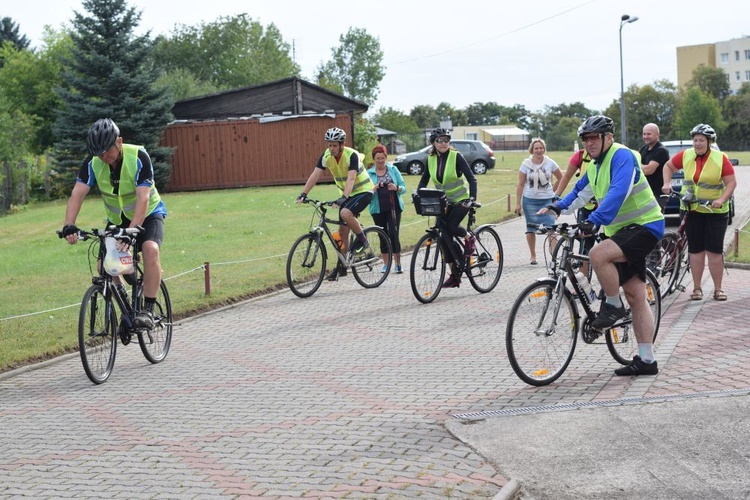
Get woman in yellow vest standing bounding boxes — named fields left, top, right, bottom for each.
left=662, top=124, right=736, bottom=301
left=297, top=127, right=375, bottom=281
left=416, top=128, right=478, bottom=289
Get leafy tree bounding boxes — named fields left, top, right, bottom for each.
left=674, top=87, right=725, bottom=139
left=153, top=14, right=299, bottom=92
left=436, top=102, right=468, bottom=126
left=528, top=101, right=595, bottom=139
left=155, top=68, right=219, bottom=102
left=371, top=107, right=421, bottom=134
left=354, top=116, right=378, bottom=165
left=0, top=95, right=35, bottom=212
left=603, top=80, right=679, bottom=145
left=544, top=117, right=581, bottom=151
left=721, top=83, right=750, bottom=150
left=409, top=104, right=440, bottom=129
left=316, top=27, right=384, bottom=105
left=0, top=28, right=70, bottom=153
left=0, top=17, right=30, bottom=54
left=688, top=65, right=731, bottom=103
left=52, top=0, right=174, bottom=195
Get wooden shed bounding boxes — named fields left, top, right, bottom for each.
left=161, top=77, right=369, bottom=192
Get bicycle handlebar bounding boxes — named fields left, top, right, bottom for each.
left=660, top=188, right=714, bottom=210
left=57, top=225, right=143, bottom=242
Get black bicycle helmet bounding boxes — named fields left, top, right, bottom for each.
left=429, top=127, right=451, bottom=143
left=86, top=118, right=120, bottom=156
left=577, top=115, right=615, bottom=137
left=690, top=123, right=717, bottom=141
left=324, top=127, right=346, bottom=142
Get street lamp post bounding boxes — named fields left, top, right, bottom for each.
left=619, top=14, right=639, bottom=145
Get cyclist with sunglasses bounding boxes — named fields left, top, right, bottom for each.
left=416, top=128, right=478, bottom=289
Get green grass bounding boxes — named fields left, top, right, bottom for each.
left=0, top=166, right=521, bottom=372
left=725, top=221, right=750, bottom=264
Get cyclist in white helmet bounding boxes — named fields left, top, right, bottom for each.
left=297, top=127, right=375, bottom=281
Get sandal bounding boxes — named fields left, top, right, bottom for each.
left=530, top=260, right=538, bottom=265
left=690, top=288, right=703, bottom=301
left=713, top=289, right=727, bottom=301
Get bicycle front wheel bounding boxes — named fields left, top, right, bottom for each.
left=506, top=279, right=579, bottom=386
left=138, top=280, right=173, bottom=363
left=286, top=233, right=326, bottom=298
left=606, top=268, right=661, bottom=365
left=466, top=226, right=503, bottom=293
left=410, top=232, right=445, bottom=303
left=78, top=284, right=117, bottom=384
left=351, top=226, right=392, bottom=288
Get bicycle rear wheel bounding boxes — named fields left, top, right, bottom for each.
left=506, top=279, right=578, bottom=386
left=466, top=226, right=503, bottom=293
left=138, top=280, right=173, bottom=363
left=286, top=233, right=326, bottom=298
left=410, top=232, right=445, bottom=303
left=351, top=226, right=392, bottom=288
left=649, top=231, right=679, bottom=299
left=606, top=268, right=661, bottom=365
left=78, top=284, right=117, bottom=384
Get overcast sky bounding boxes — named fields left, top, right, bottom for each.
left=5, top=0, right=749, bottom=115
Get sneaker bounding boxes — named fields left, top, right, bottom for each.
left=134, top=310, right=154, bottom=329
left=395, top=265, right=403, bottom=274
left=442, top=275, right=461, bottom=288
left=591, top=301, right=628, bottom=329
left=380, top=265, right=388, bottom=274
left=614, top=355, right=658, bottom=376
left=464, top=235, right=476, bottom=257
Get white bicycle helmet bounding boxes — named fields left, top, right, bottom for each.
left=324, top=127, right=346, bottom=142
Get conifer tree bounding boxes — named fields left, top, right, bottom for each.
left=52, top=0, right=174, bottom=191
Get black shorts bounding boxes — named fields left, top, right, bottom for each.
left=685, top=211, right=728, bottom=254
left=342, top=192, right=373, bottom=217
left=607, top=223, right=658, bottom=284
left=116, top=213, right=165, bottom=249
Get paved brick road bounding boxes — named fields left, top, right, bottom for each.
left=1, top=168, right=748, bottom=499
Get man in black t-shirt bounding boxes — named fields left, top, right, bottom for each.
left=639, top=123, right=670, bottom=208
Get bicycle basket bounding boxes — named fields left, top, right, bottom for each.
left=413, top=188, right=447, bottom=216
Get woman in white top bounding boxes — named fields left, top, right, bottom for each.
left=515, top=138, right=562, bottom=264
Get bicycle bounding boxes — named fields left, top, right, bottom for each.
left=409, top=190, right=503, bottom=304
left=58, top=226, right=173, bottom=384
left=649, top=189, right=714, bottom=299
left=505, top=222, right=661, bottom=386
left=286, top=197, right=392, bottom=298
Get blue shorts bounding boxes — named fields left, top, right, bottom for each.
left=522, top=196, right=555, bottom=233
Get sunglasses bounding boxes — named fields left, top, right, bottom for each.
left=434, top=138, right=450, bottom=144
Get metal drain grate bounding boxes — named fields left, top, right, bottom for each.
left=452, top=387, right=750, bottom=420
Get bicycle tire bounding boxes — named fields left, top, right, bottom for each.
left=410, top=232, right=445, bottom=304
left=506, top=279, right=579, bottom=386
left=78, top=283, right=117, bottom=384
left=466, top=226, right=503, bottom=293
left=351, top=226, right=392, bottom=288
left=605, top=268, right=661, bottom=365
left=649, top=231, right=679, bottom=299
left=286, top=233, right=326, bottom=298
left=138, top=280, right=173, bottom=363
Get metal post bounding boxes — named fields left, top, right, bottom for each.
left=619, top=14, right=639, bottom=146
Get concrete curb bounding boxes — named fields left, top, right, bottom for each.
left=493, top=478, right=522, bottom=500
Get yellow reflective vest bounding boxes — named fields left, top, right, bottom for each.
left=427, top=150, right=469, bottom=203
left=587, top=143, right=662, bottom=237
left=681, top=149, right=729, bottom=214
left=91, top=144, right=162, bottom=225
left=322, top=147, right=373, bottom=196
